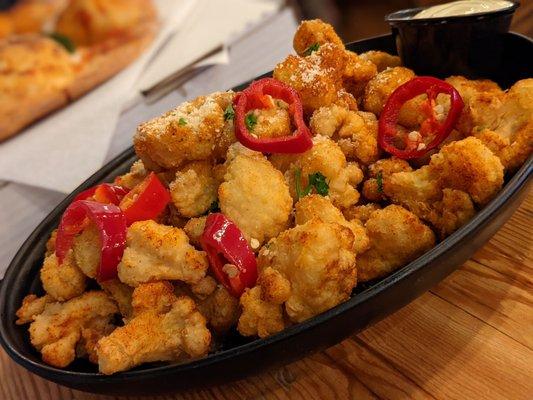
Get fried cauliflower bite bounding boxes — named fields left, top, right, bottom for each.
left=134, top=91, right=236, bottom=170
left=258, top=219, right=357, bottom=323
left=26, top=291, right=117, bottom=368
left=273, top=43, right=348, bottom=114
left=16, top=294, right=52, bottom=325
left=359, top=51, right=401, bottom=73
left=343, top=203, right=381, bottom=224
left=250, top=106, right=292, bottom=139
left=445, top=75, right=505, bottom=135
left=471, top=79, right=533, bottom=171
left=96, top=282, right=211, bottom=375
left=183, top=216, right=207, bottom=247
left=238, top=286, right=286, bottom=338
left=362, top=157, right=413, bottom=202
left=218, top=146, right=292, bottom=246
left=72, top=223, right=100, bottom=278
left=357, top=205, right=435, bottom=282
left=114, top=160, right=148, bottom=189
left=169, top=161, right=220, bottom=218
left=99, top=279, right=133, bottom=320
left=117, top=220, right=208, bottom=287
left=293, top=19, right=344, bottom=56
left=382, top=138, right=502, bottom=237
left=55, top=0, right=156, bottom=46
left=271, top=136, right=364, bottom=209
left=310, top=104, right=379, bottom=165
left=0, top=0, right=68, bottom=37
left=343, top=51, right=377, bottom=100
left=363, top=66, right=415, bottom=115
left=196, top=284, right=240, bottom=335
left=430, top=137, right=504, bottom=205
left=40, top=251, right=87, bottom=301
left=295, top=195, right=370, bottom=255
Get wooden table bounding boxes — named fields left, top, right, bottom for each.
left=1, top=192, right=531, bottom=399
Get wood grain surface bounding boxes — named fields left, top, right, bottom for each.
left=1, top=192, right=531, bottom=399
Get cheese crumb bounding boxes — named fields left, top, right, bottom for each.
left=250, top=238, right=260, bottom=249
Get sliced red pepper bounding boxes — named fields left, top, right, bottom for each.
left=119, top=172, right=171, bottom=226
left=234, top=77, right=313, bottom=153
left=55, top=200, right=127, bottom=281
left=200, top=213, right=258, bottom=297
left=73, top=183, right=129, bottom=205
left=378, top=76, right=464, bottom=159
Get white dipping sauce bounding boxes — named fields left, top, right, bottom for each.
left=413, top=0, right=514, bottom=19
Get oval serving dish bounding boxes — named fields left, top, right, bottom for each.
left=0, top=33, right=532, bottom=396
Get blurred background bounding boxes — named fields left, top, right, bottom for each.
left=294, top=0, right=532, bottom=40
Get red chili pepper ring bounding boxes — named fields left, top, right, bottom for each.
left=234, top=77, right=313, bottom=154
left=378, top=76, right=464, bottom=159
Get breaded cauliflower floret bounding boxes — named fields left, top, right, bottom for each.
left=470, top=79, right=533, bottom=171
left=362, top=157, right=413, bottom=202
left=343, top=203, right=381, bottom=224
left=72, top=222, right=100, bottom=278
left=16, top=294, right=52, bottom=325
left=96, top=282, right=211, bottom=375
left=257, top=219, right=356, bottom=323
left=295, top=194, right=369, bottom=254
left=251, top=106, right=292, bottom=138
left=271, top=136, right=364, bottom=209
left=363, top=66, right=415, bottom=115
left=274, top=43, right=347, bottom=114
left=383, top=138, right=501, bottom=237
left=40, top=251, right=87, bottom=301
left=310, top=104, right=379, bottom=165
left=237, top=286, right=286, bottom=338
left=293, top=19, right=344, bottom=56
left=430, top=137, right=504, bottom=205
left=169, top=161, right=220, bottom=218
left=99, top=279, right=134, bottom=320
left=219, top=146, right=292, bottom=246
left=26, top=291, right=117, bottom=368
left=134, top=91, right=235, bottom=170
left=357, top=205, right=435, bottom=282
left=343, top=51, right=377, bottom=100
left=117, top=220, right=208, bottom=287
left=359, top=50, right=401, bottom=73
left=115, top=160, right=148, bottom=190
left=197, top=284, right=240, bottom=334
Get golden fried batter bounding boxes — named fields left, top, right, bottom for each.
left=310, top=104, right=379, bottom=165
left=115, top=160, right=148, bottom=189
left=343, top=203, right=381, bottom=224
left=357, top=205, right=435, bottom=282
left=359, top=50, right=401, bottom=73
left=27, top=291, right=117, bottom=368
left=469, top=79, right=533, bottom=171
left=117, top=220, right=208, bottom=287
left=363, top=66, right=415, bottom=115
left=219, top=145, right=292, bottom=246
left=72, top=222, right=100, bottom=278
left=96, top=282, right=210, bottom=374
left=16, top=294, right=52, bottom=325
left=343, top=50, right=377, bottom=100
left=362, top=157, right=413, bottom=202
left=183, top=216, right=207, bottom=248
left=252, top=106, right=292, bottom=138
left=237, top=286, right=286, bottom=338
left=197, top=284, right=240, bottom=335
left=295, top=194, right=369, bottom=254
left=99, top=279, right=134, bottom=319
left=134, top=91, right=235, bottom=170
left=293, top=19, right=344, bottom=56
left=271, top=136, right=363, bottom=209
left=40, top=251, right=86, bottom=301
left=274, top=43, right=347, bottom=114
left=170, top=161, right=220, bottom=218
left=257, top=219, right=356, bottom=323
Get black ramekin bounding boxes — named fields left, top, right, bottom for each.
left=385, top=1, right=521, bottom=81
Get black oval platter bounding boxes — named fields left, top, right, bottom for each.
left=0, top=33, right=532, bottom=396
